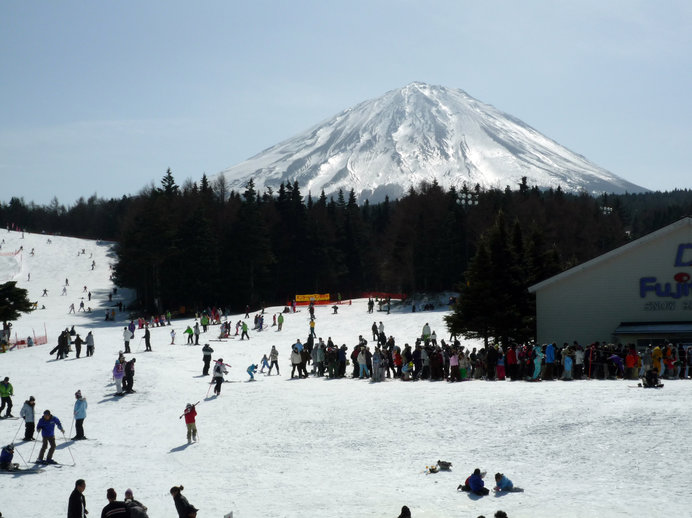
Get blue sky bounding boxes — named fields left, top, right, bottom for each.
left=1, top=1, right=691, bottom=205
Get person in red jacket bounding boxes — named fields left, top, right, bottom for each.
left=181, top=403, right=197, bottom=444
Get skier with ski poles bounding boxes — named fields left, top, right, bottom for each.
left=211, top=359, right=229, bottom=396
left=36, top=409, right=64, bottom=464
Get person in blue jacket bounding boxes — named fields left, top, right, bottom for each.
left=458, top=468, right=489, bottom=495
left=36, top=409, right=64, bottom=464
left=247, top=364, right=258, bottom=381
left=493, top=472, right=523, bottom=493
left=0, top=443, right=17, bottom=470
left=73, top=390, right=88, bottom=440
left=544, top=343, right=555, bottom=380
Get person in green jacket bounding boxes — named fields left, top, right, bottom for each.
left=0, top=377, right=13, bottom=417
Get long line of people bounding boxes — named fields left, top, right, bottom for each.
left=280, top=328, right=692, bottom=383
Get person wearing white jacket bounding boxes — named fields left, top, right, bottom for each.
left=123, top=327, right=131, bottom=353
left=20, top=396, right=36, bottom=440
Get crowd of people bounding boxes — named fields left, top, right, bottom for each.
left=272, top=321, right=692, bottom=385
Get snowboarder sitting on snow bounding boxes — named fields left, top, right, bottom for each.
left=247, top=364, right=258, bottom=381
left=493, top=473, right=523, bottom=493
left=642, top=368, right=663, bottom=388
left=0, top=444, right=17, bottom=470
left=458, top=468, right=489, bottom=495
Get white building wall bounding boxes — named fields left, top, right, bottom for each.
left=535, top=224, right=692, bottom=345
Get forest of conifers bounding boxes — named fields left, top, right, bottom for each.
left=2, top=170, right=692, bottom=318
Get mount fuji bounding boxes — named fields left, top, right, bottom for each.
left=218, top=82, right=646, bottom=203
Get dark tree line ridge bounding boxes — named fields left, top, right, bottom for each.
left=2, top=171, right=692, bottom=328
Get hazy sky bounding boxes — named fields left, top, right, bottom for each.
left=2, top=1, right=691, bottom=205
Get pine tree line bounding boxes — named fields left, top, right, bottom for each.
left=2, top=171, right=692, bottom=325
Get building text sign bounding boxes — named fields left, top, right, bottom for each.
left=640, top=244, right=692, bottom=307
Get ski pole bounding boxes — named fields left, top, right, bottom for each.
left=68, top=417, right=74, bottom=440
left=205, top=380, right=214, bottom=398
left=28, top=434, right=38, bottom=462
left=11, top=419, right=23, bottom=444
left=14, top=446, right=30, bottom=468
left=61, top=431, right=76, bottom=466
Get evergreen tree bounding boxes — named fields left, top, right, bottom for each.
left=0, top=281, right=34, bottom=322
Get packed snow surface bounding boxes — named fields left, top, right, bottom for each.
left=0, top=230, right=688, bottom=518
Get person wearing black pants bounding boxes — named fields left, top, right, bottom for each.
left=212, top=359, right=228, bottom=395
left=202, top=344, right=214, bottom=375
left=20, top=396, right=36, bottom=440
left=144, top=326, right=151, bottom=351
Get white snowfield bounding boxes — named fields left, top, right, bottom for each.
left=0, top=230, right=689, bottom=518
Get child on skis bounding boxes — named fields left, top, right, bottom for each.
left=259, top=354, right=270, bottom=373
left=247, top=364, right=258, bottom=381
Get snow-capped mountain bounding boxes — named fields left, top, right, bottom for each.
left=218, top=82, right=646, bottom=202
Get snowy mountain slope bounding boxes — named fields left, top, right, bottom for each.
left=218, top=82, right=647, bottom=203
left=1, top=230, right=688, bottom=518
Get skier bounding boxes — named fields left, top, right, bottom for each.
left=36, top=409, right=64, bottom=464
left=268, top=346, right=279, bottom=375
left=144, top=325, right=151, bottom=351
left=113, top=358, right=125, bottom=396
left=371, top=322, right=378, bottom=341
left=85, top=331, right=95, bottom=357
left=240, top=321, right=249, bottom=340
left=72, top=390, right=88, bottom=440
left=123, top=358, right=136, bottom=393
left=458, top=468, right=489, bottom=495
left=170, top=329, right=176, bottom=345
left=193, top=322, right=200, bottom=345
left=259, top=354, right=270, bottom=374
left=74, top=333, right=83, bottom=358
left=181, top=403, right=198, bottom=444
left=124, top=489, right=149, bottom=518
left=20, top=395, right=36, bottom=440
left=67, top=478, right=88, bottom=518
left=0, top=443, right=18, bottom=471
left=0, top=377, right=13, bottom=417
left=277, top=312, right=284, bottom=331
left=184, top=325, right=193, bottom=344
left=123, top=327, right=131, bottom=353
left=170, top=485, right=198, bottom=518
left=202, top=344, right=214, bottom=376
left=212, top=359, right=228, bottom=396
left=247, top=364, right=258, bottom=381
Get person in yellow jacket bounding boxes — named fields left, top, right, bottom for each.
left=652, top=345, right=663, bottom=376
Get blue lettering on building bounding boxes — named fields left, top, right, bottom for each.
left=640, top=277, right=692, bottom=298
left=675, top=243, right=692, bottom=267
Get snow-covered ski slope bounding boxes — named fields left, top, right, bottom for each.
left=0, top=230, right=690, bottom=518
